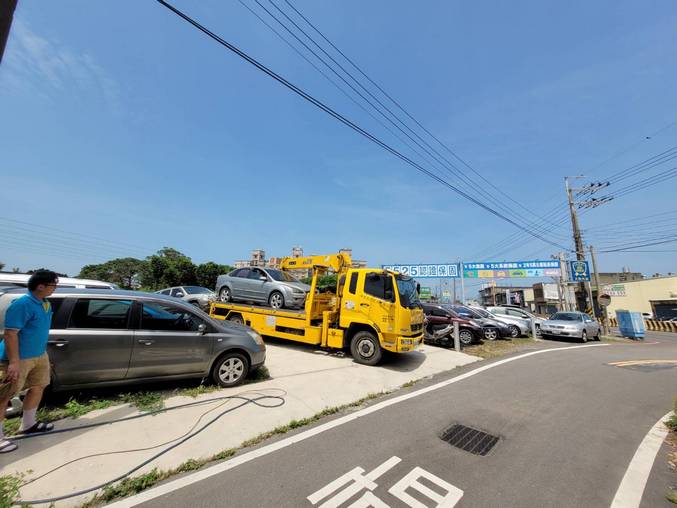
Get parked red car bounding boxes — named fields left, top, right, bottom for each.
left=422, top=303, right=483, bottom=346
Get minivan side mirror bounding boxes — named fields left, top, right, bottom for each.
left=259, top=276, right=267, bottom=282
left=175, top=292, right=185, bottom=298
left=198, top=323, right=207, bottom=334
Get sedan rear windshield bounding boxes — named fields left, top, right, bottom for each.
left=551, top=312, right=582, bottom=321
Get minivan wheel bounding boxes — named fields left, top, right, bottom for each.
left=581, top=330, right=588, bottom=343
left=459, top=329, right=474, bottom=346
left=509, top=325, right=520, bottom=338
left=212, top=352, right=249, bottom=387
left=219, top=287, right=231, bottom=303
left=268, top=291, right=284, bottom=309
left=350, top=331, right=383, bottom=366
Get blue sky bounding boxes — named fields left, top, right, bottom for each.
left=1, top=0, right=676, bottom=295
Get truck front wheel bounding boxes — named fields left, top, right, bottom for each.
left=350, top=331, right=383, bottom=366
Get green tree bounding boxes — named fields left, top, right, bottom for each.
left=27, top=268, right=69, bottom=277
left=195, top=262, right=234, bottom=290
left=78, top=258, right=145, bottom=289
left=140, top=247, right=197, bottom=290
left=0, top=262, right=4, bottom=271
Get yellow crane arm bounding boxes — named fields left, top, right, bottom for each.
left=280, top=253, right=352, bottom=273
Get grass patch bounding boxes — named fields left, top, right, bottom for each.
left=4, top=367, right=272, bottom=435
left=667, top=489, right=677, bottom=504
left=119, top=391, right=164, bottom=413
left=463, top=337, right=537, bottom=359
left=667, top=399, right=677, bottom=432
left=0, top=473, right=24, bottom=508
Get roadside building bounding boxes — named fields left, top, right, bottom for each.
left=479, top=285, right=534, bottom=310
left=603, top=274, right=677, bottom=320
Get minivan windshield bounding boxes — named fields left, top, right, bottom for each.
left=267, top=269, right=299, bottom=282
left=551, top=312, right=582, bottom=321
left=395, top=276, right=420, bottom=308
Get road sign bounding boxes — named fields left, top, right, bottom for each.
left=569, top=260, right=590, bottom=281
left=382, top=263, right=460, bottom=278
left=419, top=287, right=432, bottom=299
left=598, top=294, right=611, bottom=307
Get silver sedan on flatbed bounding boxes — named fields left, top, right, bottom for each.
left=540, top=311, right=602, bottom=342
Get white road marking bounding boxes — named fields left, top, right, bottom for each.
left=610, top=411, right=673, bottom=508
left=108, top=344, right=608, bottom=508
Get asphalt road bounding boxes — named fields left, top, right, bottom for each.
left=136, top=333, right=677, bottom=508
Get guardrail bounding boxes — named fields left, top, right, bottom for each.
left=608, top=317, right=677, bottom=333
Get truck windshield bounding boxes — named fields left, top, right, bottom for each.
left=396, top=276, right=420, bottom=308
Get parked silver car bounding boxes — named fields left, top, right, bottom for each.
left=0, top=288, right=266, bottom=392
left=540, top=311, right=602, bottom=342
left=486, top=306, right=545, bottom=334
left=473, top=306, right=530, bottom=338
left=216, top=267, right=311, bottom=309
left=156, top=286, right=215, bottom=311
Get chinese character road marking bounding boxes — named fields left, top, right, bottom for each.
left=308, top=457, right=401, bottom=508
left=388, top=466, right=463, bottom=508
left=308, top=457, right=463, bottom=508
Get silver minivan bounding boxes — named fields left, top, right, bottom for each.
left=216, top=267, right=311, bottom=309
left=0, top=288, right=266, bottom=391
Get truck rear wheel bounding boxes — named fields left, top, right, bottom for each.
left=350, top=331, right=383, bottom=366
left=228, top=314, right=244, bottom=326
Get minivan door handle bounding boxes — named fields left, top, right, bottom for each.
left=48, top=339, right=69, bottom=348
left=137, top=339, right=155, bottom=346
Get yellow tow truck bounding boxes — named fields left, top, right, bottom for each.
left=210, top=253, right=424, bottom=365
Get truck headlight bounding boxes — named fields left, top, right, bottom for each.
left=401, top=339, right=413, bottom=345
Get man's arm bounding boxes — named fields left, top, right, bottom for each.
left=2, top=329, right=20, bottom=382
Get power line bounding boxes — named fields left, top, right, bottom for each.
left=154, top=0, right=570, bottom=250
left=244, top=0, right=563, bottom=236
left=275, top=0, right=563, bottom=231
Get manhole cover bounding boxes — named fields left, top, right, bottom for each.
left=440, top=424, right=499, bottom=456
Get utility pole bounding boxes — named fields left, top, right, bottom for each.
left=459, top=260, right=465, bottom=304
left=0, top=0, right=18, bottom=64
left=590, top=245, right=609, bottom=334
left=565, top=177, right=587, bottom=311
left=564, top=177, right=612, bottom=312
left=452, top=277, right=457, bottom=303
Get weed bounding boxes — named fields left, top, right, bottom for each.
left=401, top=379, right=417, bottom=388
left=666, top=399, right=677, bottom=432
left=98, top=468, right=165, bottom=502
left=120, top=392, right=164, bottom=413
left=0, top=473, right=24, bottom=508
left=667, top=489, right=677, bottom=504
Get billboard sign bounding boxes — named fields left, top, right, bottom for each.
left=569, top=260, right=591, bottom=282
left=381, top=263, right=460, bottom=278
left=463, top=260, right=561, bottom=279
left=603, top=283, right=626, bottom=297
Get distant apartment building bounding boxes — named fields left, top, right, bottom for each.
left=233, top=246, right=367, bottom=280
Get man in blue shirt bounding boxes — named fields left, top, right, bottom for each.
left=0, top=270, right=58, bottom=453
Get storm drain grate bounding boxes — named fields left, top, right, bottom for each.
left=440, top=424, right=499, bottom=456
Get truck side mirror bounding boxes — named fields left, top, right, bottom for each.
left=416, top=283, right=421, bottom=295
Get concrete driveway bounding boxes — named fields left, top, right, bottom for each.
left=1, top=340, right=480, bottom=507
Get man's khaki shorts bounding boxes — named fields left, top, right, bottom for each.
left=0, top=353, right=51, bottom=399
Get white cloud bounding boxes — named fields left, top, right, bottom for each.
left=0, top=19, right=121, bottom=109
